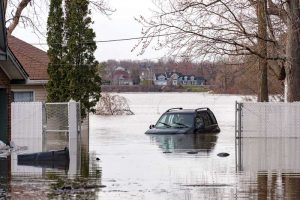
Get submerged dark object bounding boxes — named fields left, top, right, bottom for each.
left=187, top=151, right=198, bottom=154
left=145, top=107, right=220, bottom=135
left=17, top=147, right=69, bottom=170
left=217, top=152, right=230, bottom=157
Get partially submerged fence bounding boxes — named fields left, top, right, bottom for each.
left=11, top=101, right=81, bottom=176
left=235, top=101, right=300, bottom=172
left=235, top=102, right=300, bottom=138
left=45, top=102, right=81, bottom=136
left=12, top=101, right=81, bottom=138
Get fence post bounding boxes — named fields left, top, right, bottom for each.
left=235, top=102, right=243, bottom=138
left=68, top=100, right=78, bottom=141
left=235, top=101, right=238, bottom=138
left=68, top=100, right=81, bottom=177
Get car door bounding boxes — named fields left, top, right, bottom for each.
left=195, top=113, right=205, bottom=133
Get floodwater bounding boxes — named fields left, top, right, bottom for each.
left=1, top=92, right=300, bottom=199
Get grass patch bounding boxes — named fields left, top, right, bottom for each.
left=182, top=85, right=210, bottom=92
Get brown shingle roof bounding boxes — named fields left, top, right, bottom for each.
left=8, top=36, right=48, bottom=80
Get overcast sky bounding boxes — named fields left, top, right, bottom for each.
left=12, top=0, right=167, bottom=62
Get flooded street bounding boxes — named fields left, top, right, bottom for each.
left=90, top=92, right=300, bottom=199
left=1, top=92, right=300, bottom=199
left=90, top=93, right=239, bottom=199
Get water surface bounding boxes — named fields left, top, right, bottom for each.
left=90, top=93, right=300, bottom=199
left=1, top=92, right=300, bottom=199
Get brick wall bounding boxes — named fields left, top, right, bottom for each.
left=0, top=67, right=11, bottom=143
left=0, top=67, right=9, bottom=85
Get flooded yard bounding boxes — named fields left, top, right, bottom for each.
left=1, top=92, right=300, bottom=199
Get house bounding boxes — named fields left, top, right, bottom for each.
left=181, top=75, right=207, bottom=85
left=112, top=66, right=133, bottom=85
left=166, top=72, right=182, bottom=86
left=0, top=35, right=48, bottom=143
left=8, top=36, right=48, bottom=102
left=153, top=73, right=167, bottom=86
left=152, top=71, right=207, bottom=86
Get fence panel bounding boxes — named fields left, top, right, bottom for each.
left=11, top=101, right=81, bottom=176
left=45, top=103, right=69, bottom=132
left=236, top=102, right=300, bottom=138
left=11, top=102, right=44, bottom=139
left=237, top=138, right=300, bottom=172
left=11, top=102, right=44, bottom=175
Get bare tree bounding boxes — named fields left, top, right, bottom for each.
left=135, top=0, right=292, bottom=101
left=136, top=0, right=285, bottom=59
left=257, top=0, right=268, bottom=102
left=285, top=0, right=300, bottom=101
left=95, top=93, right=134, bottom=115
left=4, top=0, right=114, bottom=35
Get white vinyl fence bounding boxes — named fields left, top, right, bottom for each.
left=11, top=101, right=81, bottom=176
left=12, top=101, right=81, bottom=138
left=235, top=102, right=300, bottom=138
left=236, top=138, right=300, bottom=172
left=11, top=102, right=44, bottom=140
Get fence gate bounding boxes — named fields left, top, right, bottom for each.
left=45, top=102, right=81, bottom=137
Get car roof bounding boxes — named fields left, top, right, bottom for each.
left=164, top=107, right=212, bottom=114
left=166, top=109, right=196, bottom=114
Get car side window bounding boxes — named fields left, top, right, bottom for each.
left=208, top=111, right=217, bottom=124
left=200, top=111, right=212, bottom=126
left=195, top=116, right=204, bottom=128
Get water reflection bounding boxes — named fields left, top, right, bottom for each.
left=149, top=133, right=218, bottom=154
left=236, top=138, right=300, bottom=172
left=241, top=172, right=300, bottom=199
left=236, top=137, right=300, bottom=199
left=0, top=157, right=10, bottom=199
left=46, top=153, right=102, bottom=199
left=0, top=132, right=103, bottom=199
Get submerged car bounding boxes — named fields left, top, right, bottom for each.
left=145, top=107, right=220, bottom=135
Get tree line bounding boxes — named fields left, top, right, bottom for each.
left=99, top=58, right=283, bottom=95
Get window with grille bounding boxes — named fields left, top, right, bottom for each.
left=13, top=91, right=34, bottom=102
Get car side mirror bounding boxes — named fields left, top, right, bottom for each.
left=149, top=124, right=155, bottom=129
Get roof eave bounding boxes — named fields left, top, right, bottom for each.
left=7, top=48, right=28, bottom=79
left=25, top=79, right=48, bottom=85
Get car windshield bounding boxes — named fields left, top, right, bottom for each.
left=155, top=113, right=194, bottom=128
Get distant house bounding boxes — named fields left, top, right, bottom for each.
left=153, top=71, right=206, bottom=86
left=195, top=76, right=207, bottom=85
left=166, top=72, right=181, bottom=86
left=112, top=66, right=133, bottom=85
left=181, top=75, right=206, bottom=86
left=153, top=73, right=167, bottom=86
